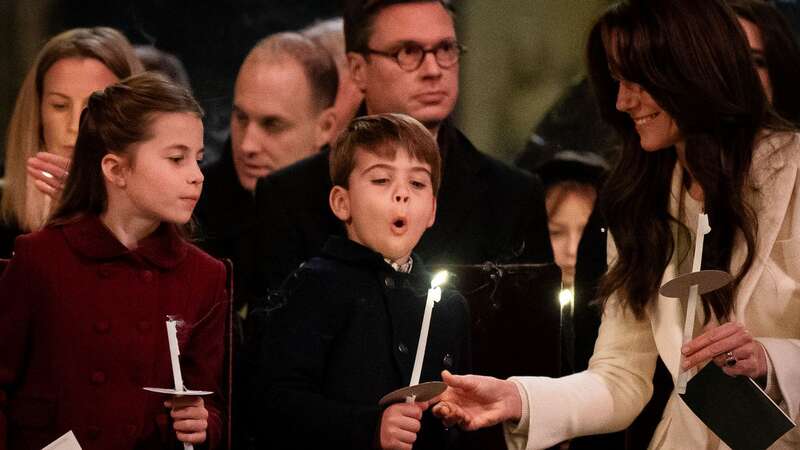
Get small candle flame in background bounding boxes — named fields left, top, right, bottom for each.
left=559, top=288, right=574, bottom=307
left=559, top=286, right=575, bottom=374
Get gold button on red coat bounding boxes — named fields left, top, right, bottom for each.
left=86, top=425, right=101, bottom=439
left=91, top=371, right=106, bottom=384
left=131, top=372, right=144, bottom=385
left=94, top=321, right=110, bottom=334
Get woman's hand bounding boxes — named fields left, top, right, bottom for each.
left=26, top=152, right=71, bottom=198
left=165, top=395, right=208, bottom=445
left=431, top=370, right=522, bottom=431
left=682, top=322, right=768, bottom=379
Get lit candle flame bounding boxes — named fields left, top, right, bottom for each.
left=408, top=270, right=450, bottom=388
left=431, top=270, right=449, bottom=289
left=559, top=288, right=574, bottom=307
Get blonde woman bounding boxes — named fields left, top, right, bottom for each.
left=1, top=27, right=141, bottom=256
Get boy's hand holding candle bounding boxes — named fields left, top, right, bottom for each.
left=380, top=400, right=432, bottom=450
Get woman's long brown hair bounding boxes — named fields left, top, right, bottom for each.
left=589, top=0, right=786, bottom=321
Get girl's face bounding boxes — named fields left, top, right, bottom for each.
left=614, top=78, right=683, bottom=152
left=40, top=57, right=119, bottom=157
left=119, top=112, right=205, bottom=225
left=546, top=185, right=596, bottom=285
left=331, top=146, right=436, bottom=264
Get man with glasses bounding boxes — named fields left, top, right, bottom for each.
left=249, top=0, right=554, bottom=294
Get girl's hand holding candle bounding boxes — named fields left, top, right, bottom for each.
left=165, top=396, right=209, bottom=446
left=165, top=317, right=204, bottom=448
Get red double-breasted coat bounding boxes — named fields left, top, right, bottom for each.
left=0, top=215, right=227, bottom=450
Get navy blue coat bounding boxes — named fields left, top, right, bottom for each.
left=253, top=237, right=471, bottom=449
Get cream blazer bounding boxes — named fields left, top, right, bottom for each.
left=505, top=131, right=800, bottom=449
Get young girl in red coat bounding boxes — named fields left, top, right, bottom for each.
left=0, top=72, right=227, bottom=450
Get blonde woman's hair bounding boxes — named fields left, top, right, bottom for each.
left=2, top=27, right=142, bottom=231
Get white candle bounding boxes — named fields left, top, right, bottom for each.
left=677, top=213, right=711, bottom=394
left=409, top=271, right=449, bottom=387
left=166, top=319, right=184, bottom=392
left=559, top=287, right=575, bottom=374
left=166, top=318, right=194, bottom=450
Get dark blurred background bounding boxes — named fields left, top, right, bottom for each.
left=1, top=0, right=798, bottom=171
left=0, top=0, right=343, bottom=168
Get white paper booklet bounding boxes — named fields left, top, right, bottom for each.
left=42, top=430, right=82, bottom=450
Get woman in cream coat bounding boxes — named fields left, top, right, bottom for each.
left=432, top=0, right=800, bottom=448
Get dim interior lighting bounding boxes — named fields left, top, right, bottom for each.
left=559, top=288, right=574, bottom=307
left=431, top=270, right=449, bottom=288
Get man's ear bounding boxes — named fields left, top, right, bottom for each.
left=101, top=153, right=128, bottom=188
left=347, top=52, right=368, bottom=93
left=329, top=185, right=352, bottom=222
left=426, top=197, right=437, bottom=229
left=315, top=107, right=338, bottom=148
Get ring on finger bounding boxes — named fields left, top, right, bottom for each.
left=724, top=351, right=737, bottom=367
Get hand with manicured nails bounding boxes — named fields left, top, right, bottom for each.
left=165, top=396, right=208, bottom=445
left=27, top=152, right=71, bottom=198
left=432, top=370, right=521, bottom=431
left=380, top=400, right=431, bottom=450
left=682, top=322, right=768, bottom=379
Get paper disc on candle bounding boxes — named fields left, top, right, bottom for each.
left=143, top=387, right=213, bottom=396
left=379, top=381, right=447, bottom=406
left=659, top=270, right=733, bottom=299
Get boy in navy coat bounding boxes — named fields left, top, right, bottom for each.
left=253, top=113, right=471, bottom=449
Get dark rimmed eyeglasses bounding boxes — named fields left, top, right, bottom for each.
left=364, top=40, right=466, bottom=71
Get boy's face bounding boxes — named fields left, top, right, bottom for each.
left=330, top=145, right=437, bottom=264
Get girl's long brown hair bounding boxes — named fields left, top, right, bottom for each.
left=50, top=73, right=203, bottom=224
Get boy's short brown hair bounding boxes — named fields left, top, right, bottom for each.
left=330, top=113, right=441, bottom=194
